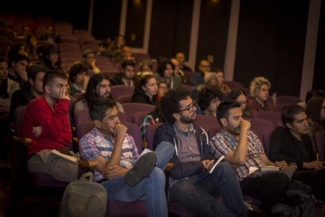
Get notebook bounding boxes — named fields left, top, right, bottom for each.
left=193, top=155, right=225, bottom=185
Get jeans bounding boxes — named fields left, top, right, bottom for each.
left=101, top=142, right=174, bottom=217
left=169, top=162, right=247, bottom=217
left=240, top=172, right=289, bottom=213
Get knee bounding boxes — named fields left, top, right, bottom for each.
left=215, top=162, right=237, bottom=177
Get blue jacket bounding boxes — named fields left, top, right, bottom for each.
left=153, top=122, right=214, bottom=180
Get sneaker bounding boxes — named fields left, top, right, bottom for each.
left=124, top=152, right=157, bottom=186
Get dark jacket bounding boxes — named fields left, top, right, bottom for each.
left=131, top=87, right=158, bottom=105
left=269, top=127, right=316, bottom=170
left=153, top=122, right=214, bottom=180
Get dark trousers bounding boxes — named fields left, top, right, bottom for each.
left=240, top=172, right=289, bottom=213
left=169, top=162, right=247, bottom=217
left=292, top=169, right=325, bottom=200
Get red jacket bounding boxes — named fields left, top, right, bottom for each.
left=22, top=96, right=72, bottom=156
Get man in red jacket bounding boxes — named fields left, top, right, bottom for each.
left=22, top=70, right=75, bottom=182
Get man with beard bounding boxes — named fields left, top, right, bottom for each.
left=22, top=70, right=74, bottom=182
left=269, top=104, right=325, bottom=201
left=153, top=89, right=247, bottom=217
left=10, top=64, right=49, bottom=122
left=210, top=100, right=290, bottom=215
left=74, top=73, right=124, bottom=114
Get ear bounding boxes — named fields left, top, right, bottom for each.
left=29, top=78, right=34, bottom=86
left=44, top=85, right=51, bottom=93
left=142, top=85, right=146, bottom=92
left=172, top=113, right=180, bottom=121
left=220, top=118, right=227, bottom=127
left=92, top=119, right=101, bottom=128
left=285, top=122, right=293, bottom=129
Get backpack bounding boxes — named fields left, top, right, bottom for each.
left=59, top=172, right=107, bottom=217
left=272, top=180, right=318, bottom=217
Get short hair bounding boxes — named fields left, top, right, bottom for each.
left=68, top=62, right=88, bottom=83
left=42, top=70, right=67, bottom=92
left=281, top=104, right=306, bottom=128
left=84, top=73, right=111, bottom=106
left=204, top=72, right=218, bottom=84
left=228, top=88, right=247, bottom=100
left=306, top=96, right=325, bottom=123
left=89, top=96, right=116, bottom=121
left=156, top=58, right=175, bottom=78
left=198, top=87, right=224, bottom=111
left=27, top=64, right=50, bottom=80
left=216, top=100, right=241, bottom=125
left=121, top=60, right=135, bottom=69
left=249, top=76, right=271, bottom=98
left=160, top=88, right=191, bottom=123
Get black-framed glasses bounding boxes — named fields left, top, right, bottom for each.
left=179, top=101, right=197, bottom=113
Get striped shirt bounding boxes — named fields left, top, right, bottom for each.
left=210, top=129, right=266, bottom=181
left=79, top=127, right=139, bottom=182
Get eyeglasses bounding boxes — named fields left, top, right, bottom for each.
left=179, top=101, right=197, bottom=113
left=237, top=100, right=248, bottom=105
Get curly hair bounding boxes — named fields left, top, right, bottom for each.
left=160, top=88, right=191, bottom=123
left=249, top=76, right=271, bottom=97
left=68, top=61, right=88, bottom=83
left=198, top=87, right=223, bottom=111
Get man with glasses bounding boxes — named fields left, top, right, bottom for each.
left=153, top=88, right=247, bottom=217
left=269, top=104, right=325, bottom=202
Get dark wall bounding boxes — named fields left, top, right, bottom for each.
left=234, top=0, right=309, bottom=97
left=148, top=0, right=193, bottom=59
left=196, top=0, right=231, bottom=71
left=314, top=1, right=325, bottom=91
left=125, top=0, right=147, bottom=47
left=92, top=1, right=121, bottom=41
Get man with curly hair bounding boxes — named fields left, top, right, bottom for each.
left=153, top=88, right=247, bottom=217
left=247, top=76, right=274, bottom=113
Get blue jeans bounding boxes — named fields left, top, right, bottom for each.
left=101, top=142, right=174, bottom=217
left=169, top=162, right=247, bottom=217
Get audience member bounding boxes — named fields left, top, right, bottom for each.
left=131, top=74, right=158, bottom=105
left=197, top=87, right=223, bottom=116
left=107, top=35, right=126, bottom=58
left=191, top=59, right=210, bottom=87
left=154, top=58, right=182, bottom=90
left=74, top=73, right=124, bottom=114
left=110, top=60, right=136, bottom=86
left=8, top=54, right=30, bottom=88
left=10, top=64, right=49, bottom=122
left=228, top=88, right=254, bottom=118
left=82, top=49, right=100, bottom=74
left=247, top=76, right=274, bottom=113
left=0, top=58, right=19, bottom=108
left=68, top=62, right=89, bottom=96
left=210, top=100, right=289, bottom=214
left=171, top=57, right=189, bottom=84
left=215, top=70, right=231, bottom=94
left=269, top=104, right=325, bottom=201
left=175, top=52, right=192, bottom=72
left=41, top=44, right=63, bottom=71
left=157, top=80, right=169, bottom=101
left=79, top=96, right=174, bottom=217
left=153, top=89, right=247, bottom=217
left=22, top=70, right=74, bottom=182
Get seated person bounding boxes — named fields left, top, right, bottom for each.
left=82, top=49, right=100, bottom=74
left=74, top=74, right=124, bottom=114
left=210, top=100, right=289, bottom=214
left=68, top=62, right=89, bottom=96
left=22, top=70, right=76, bottom=182
left=154, top=89, right=247, bottom=217
left=298, top=89, right=325, bottom=108
left=269, top=104, right=325, bottom=201
left=197, top=86, right=223, bottom=116
left=154, top=58, right=182, bottom=90
left=107, top=34, right=125, bottom=58
left=157, top=80, right=169, bottom=101
left=115, top=45, right=136, bottom=64
left=171, top=57, right=189, bottom=84
left=131, top=74, right=158, bottom=105
left=175, top=52, right=193, bottom=72
left=191, top=59, right=210, bottom=87
left=110, top=60, right=136, bottom=86
left=228, top=88, right=254, bottom=118
left=79, top=97, right=174, bottom=217
left=137, top=60, right=153, bottom=76
left=247, top=76, right=274, bottom=112
left=306, top=96, right=325, bottom=141
left=215, top=70, right=231, bottom=94
left=10, top=64, right=49, bottom=122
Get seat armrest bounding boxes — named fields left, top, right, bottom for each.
left=13, top=136, right=32, bottom=144
left=79, top=159, right=98, bottom=169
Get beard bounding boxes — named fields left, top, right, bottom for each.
left=180, top=114, right=197, bottom=124
left=227, top=126, right=241, bottom=135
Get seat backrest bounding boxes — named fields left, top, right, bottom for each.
left=182, top=84, right=193, bottom=91
left=116, top=95, right=132, bottom=104
left=131, top=111, right=149, bottom=126
left=121, top=103, right=155, bottom=122
left=194, top=115, right=219, bottom=133
left=246, top=118, right=275, bottom=156
left=276, top=95, right=302, bottom=105
left=223, top=80, right=244, bottom=89
left=14, top=105, right=28, bottom=137
left=315, top=131, right=325, bottom=161
left=207, top=125, right=222, bottom=139
left=110, top=85, right=135, bottom=100
left=146, top=123, right=163, bottom=150
left=253, top=111, right=282, bottom=127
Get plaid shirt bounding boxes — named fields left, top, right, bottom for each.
left=210, top=129, right=266, bottom=181
left=79, top=127, right=139, bottom=182
left=140, top=114, right=159, bottom=142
